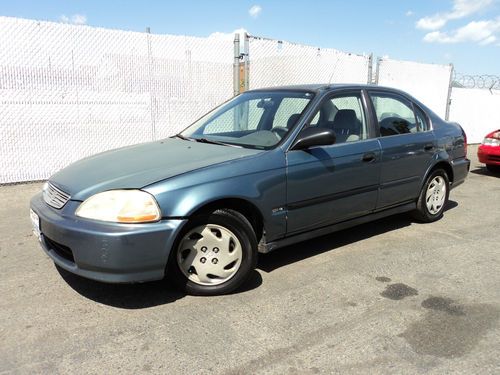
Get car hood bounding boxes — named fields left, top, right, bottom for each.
left=49, top=138, right=262, bottom=201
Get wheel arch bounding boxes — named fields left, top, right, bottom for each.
left=188, top=198, right=265, bottom=242
left=428, top=161, right=454, bottom=184
left=421, top=158, right=454, bottom=191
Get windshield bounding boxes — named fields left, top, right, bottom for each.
left=180, top=90, right=315, bottom=149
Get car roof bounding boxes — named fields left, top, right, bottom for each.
left=247, top=83, right=438, bottom=119
left=249, top=83, right=403, bottom=94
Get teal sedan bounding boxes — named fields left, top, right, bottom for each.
left=30, top=84, right=470, bottom=295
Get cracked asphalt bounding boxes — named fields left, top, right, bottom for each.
left=0, top=145, right=499, bottom=374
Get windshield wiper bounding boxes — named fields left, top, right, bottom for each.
left=173, top=133, right=194, bottom=141
left=193, top=138, right=235, bottom=147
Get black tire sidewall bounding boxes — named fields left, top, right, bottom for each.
left=167, top=210, right=257, bottom=296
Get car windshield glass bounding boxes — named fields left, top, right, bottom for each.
left=180, top=91, right=315, bottom=149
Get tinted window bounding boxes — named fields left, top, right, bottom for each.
left=370, top=94, right=417, bottom=136
left=414, top=105, right=430, bottom=132
left=308, top=93, right=368, bottom=143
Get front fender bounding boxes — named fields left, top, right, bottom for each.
left=143, top=150, right=287, bottom=241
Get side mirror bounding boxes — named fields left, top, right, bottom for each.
left=291, top=127, right=336, bottom=150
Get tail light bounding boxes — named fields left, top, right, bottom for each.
left=482, top=130, right=500, bottom=146
left=460, top=126, right=467, bottom=157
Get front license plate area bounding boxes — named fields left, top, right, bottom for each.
left=30, top=209, right=41, bottom=242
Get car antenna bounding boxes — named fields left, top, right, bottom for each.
left=327, top=56, right=341, bottom=87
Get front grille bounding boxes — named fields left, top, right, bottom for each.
left=44, top=236, right=75, bottom=263
left=43, top=182, right=70, bottom=209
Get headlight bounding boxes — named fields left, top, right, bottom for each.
left=76, top=190, right=161, bottom=223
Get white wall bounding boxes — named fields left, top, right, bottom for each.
left=449, top=87, right=500, bottom=144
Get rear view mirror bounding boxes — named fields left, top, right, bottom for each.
left=291, top=127, right=336, bottom=150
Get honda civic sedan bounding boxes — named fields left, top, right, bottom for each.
left=30, top=84, right=470, bottom=295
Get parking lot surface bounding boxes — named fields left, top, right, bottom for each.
left=0, top=145, right=499, bottom=374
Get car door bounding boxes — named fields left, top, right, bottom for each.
left=367, top=91, right=436, bottom=209
left=285, top=90, right=381, bottom=235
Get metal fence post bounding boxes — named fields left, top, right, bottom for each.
left=146, top=26, right=156, bottom=140
left=445, top=64, right=454, bottom=121
left=367, top=53, right=373, bottom=84
left=233, top=33, right=240, bottom=96
left=374, top=57, right=381, bottom=85
left=244, top=33, right=249, bottom=91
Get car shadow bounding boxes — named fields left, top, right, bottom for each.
left=56, top=266, right=262, bottom=309
left=470, top=166, right=500, bottom=177
left=258, top=201, right=458, bottom=273
left=55, top=201, right=458, bottom=305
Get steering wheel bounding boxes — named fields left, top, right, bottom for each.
left=271, top=127, right=288, bottom=139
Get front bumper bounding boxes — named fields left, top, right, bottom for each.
left=30, top=193, right=186, bottom=283
left=478, top=145, right=500, bottom=166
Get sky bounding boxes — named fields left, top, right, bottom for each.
left=1, top=0, right=499, bottom=75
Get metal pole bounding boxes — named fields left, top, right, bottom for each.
left=146, top=26, right=155, bottom=140
left=233, top=33, right=240, bottom=96
left=374, top=57, right=381, bottom=85
left=445, top=64, right=454, bottom=121
left=367, top=53, right=373, bottom=84
left=244, top=33, right=249, bottom=91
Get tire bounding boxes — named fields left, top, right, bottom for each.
left=167, top=209, right=258, bottom=296
left=411, top=168, right=450, bottom=223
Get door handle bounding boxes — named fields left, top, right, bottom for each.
left=424, top=144, right=434, bottom=151
left=362, top=153, right=376, bottom=162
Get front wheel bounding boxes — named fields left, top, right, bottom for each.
left=411, top=169, right=450, bottom=223
left=168, top=209, right=257, bottom=296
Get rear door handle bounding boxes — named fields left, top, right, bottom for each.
left=362, top=153, right=376, bottom=162
left=424, top=144, right=434, bottom=151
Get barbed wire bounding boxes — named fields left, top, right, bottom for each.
left=453, top=72, right=500, bottom=89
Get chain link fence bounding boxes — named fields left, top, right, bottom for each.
left=375, top=58, right=453, bottom=119
left=246, top=35, right=372, bottom=89
left=0, top=16, right=233, bottom=183
left=2, top=16, right=492, bottom=183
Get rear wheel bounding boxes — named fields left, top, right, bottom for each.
left=168, top=209, right=257, bottom=296
left=412, top=169, right=450, bottom=223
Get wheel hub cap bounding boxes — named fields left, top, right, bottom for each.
left=177, top=224, right=243, bottom=286
left=425, top=176, right=446, bottom=215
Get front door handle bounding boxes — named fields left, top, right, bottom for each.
left=424, top=144, right=434, bottom=151
left=362, top=153, right=376, bottom=162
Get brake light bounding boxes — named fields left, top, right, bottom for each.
left=461, top=126, right=467, bottom=157
left=481, top=130, right=500, bottom=146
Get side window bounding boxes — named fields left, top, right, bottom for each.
left=308, top=93, right=368, bottom=143
left=370, top=94, right=418, bottom=136
left=414, top=105, right=430, bottom=132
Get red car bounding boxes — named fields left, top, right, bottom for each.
left=478, top=129, right=500, bottom=172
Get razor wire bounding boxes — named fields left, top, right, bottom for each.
left=246, top=35, right=371, bottom=89
left=453, top=72, right=500, bottom=90
left=0, top=16, right=233, bottom=183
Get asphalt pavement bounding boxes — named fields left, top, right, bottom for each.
left=0, top=144, right=499, bottom=374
